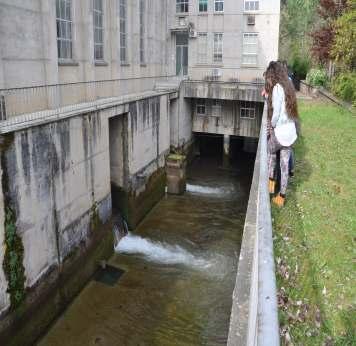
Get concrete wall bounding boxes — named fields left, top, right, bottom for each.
left=192, top=99, right=264, bottom=138
left=0, top=112, right=111, bottom=290
left=169, top=94, right=193, bottom=150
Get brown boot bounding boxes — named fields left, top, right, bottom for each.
left=268, top=179, right=276, bottom=194
left=272, top=193, right=285, bottom=207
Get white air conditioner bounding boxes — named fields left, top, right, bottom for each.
left=178, top=17, right=187, bottom=27
left=247, top=15, right=255, bottom=26
left=189, top=29, right=197, bottom=38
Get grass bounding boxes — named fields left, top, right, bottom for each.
left=272, top=99, right=356, bottom=345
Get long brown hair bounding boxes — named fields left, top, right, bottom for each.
left=265, top=61, right=299, bottom=121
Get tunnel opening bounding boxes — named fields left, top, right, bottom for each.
left=195, top=133, right=223, bottom=158
left=194, top=133, right=257, bottom=171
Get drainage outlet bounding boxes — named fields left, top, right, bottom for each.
left=94, top=265, right=125, bottom=286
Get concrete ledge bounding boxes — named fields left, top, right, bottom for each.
left=0, top=89, right=178, bottom=135
left=227, top=103, right=279, bottom=345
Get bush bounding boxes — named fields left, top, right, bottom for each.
left=331, top=72, right=356, bottom=104
left=289, top=55, right=311, bottom=80
left=306, top=68, right=328, bottom=87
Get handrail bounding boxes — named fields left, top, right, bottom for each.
left=0, top=75, right=179, bottom=122
left=227, top=103, right=279, bottom=345
left=0, top=75, right=178, bottom=92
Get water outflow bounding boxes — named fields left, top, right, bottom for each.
left=186, top=183, right=235, bottom=197
left=112, top=213, right=129, bottom=247
left=115, top=233, right=210, bottom=269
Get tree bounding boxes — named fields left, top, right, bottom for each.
left=279, top=0, right=319, bottom=63
left=310, top=0, right=348, bottom=64
left=332, top=0, right=356, bottom=70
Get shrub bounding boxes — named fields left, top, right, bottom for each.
left=289, top=55, right=311, bottom=80
left=306, top=68, right=328, bottom=87
left=331, top=72, right=356, bottom=104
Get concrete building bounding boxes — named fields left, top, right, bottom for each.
left=0, top=1, right=280, bottom=344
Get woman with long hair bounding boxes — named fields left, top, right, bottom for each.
left=265, top=61, right=299, bottom=207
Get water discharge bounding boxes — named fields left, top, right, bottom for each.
left=186, top=183, right=235, bottom=196
left=115, top=232, right=211, bottom=269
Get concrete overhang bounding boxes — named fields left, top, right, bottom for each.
left=183, top=81, right=264, bottom=102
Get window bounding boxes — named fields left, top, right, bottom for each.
left=214, top=0, right=224, bottom=12
left=240, top=101, right=256, bottom=119
left=196, top=99, right=206, bottom=115
left=56, top=0, right=73, bottom=60
left=176, top=0, right=189, bottom=13
left=119, top=0, right=127, bottom=63
left=199, top=0, right=208, bottom=12
left=242, top=33, right=258, bottom=65
left=93, top=0, right=104, bottom=61
left=139, top=0, right=145, bottom=64
left=213, top=33, right=223, bottom=62
left=211, top=100, right=222, bottom=117
left=244, top=0, right=259, bottom=11
left=197, top=33, right=207, bottom=63
left=0, top=95, right=6, bottom=121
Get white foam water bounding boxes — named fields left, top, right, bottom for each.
left=115, top=233, right=210, bottom=269
left=186, top=183, right=233, bottom=196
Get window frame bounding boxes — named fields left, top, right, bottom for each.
left=56, top=0, right=73, bottom=61
left=196, top=99, right=206, bottom=115
left=214, top=0, right=224, bottom=12
left=242, top=32, right=258, bottom=66
left=199, top=0, right=208, bottom=12
left=213, top=33, right=223, bottom=63
left=211, top=99, right=222, bottom=117
left=176, top=0, right=189, bottom=13
left=119, top=0, right=127, bottom=64
left=93, top=0, right=104, bottom=62
left=244, top=0, right=259, bottom=12
left=197, top=32, right=208, bottom=64
left=240, top=101, right=256, bottom=119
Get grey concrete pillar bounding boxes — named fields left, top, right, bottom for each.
left=223, top=134, right=230, bottom=168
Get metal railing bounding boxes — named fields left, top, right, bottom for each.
left=0, top=75, right=177, bottom=127
left=227, top=103, right=280, bottom=345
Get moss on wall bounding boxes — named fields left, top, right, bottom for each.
left=1, top=134, right=26, bottom=310
left=2, top=207, right=25, bottom=310
left=89, top=202, right=101, bottom=232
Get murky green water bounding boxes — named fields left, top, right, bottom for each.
left=38, top=155, right=254, bottom=346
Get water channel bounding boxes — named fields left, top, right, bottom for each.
left=38, top=138, right=255, bottom=346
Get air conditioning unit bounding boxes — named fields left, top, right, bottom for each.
left=178, top=16, right=187, bottom=27
left=189, top=29, right=197, bottom=38
left=247, top=15, right=255, bottom=26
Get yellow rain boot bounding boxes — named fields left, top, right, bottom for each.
left=268, top=179, right=276, bottom=194
left=272, top=193, right=285, bottom=207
